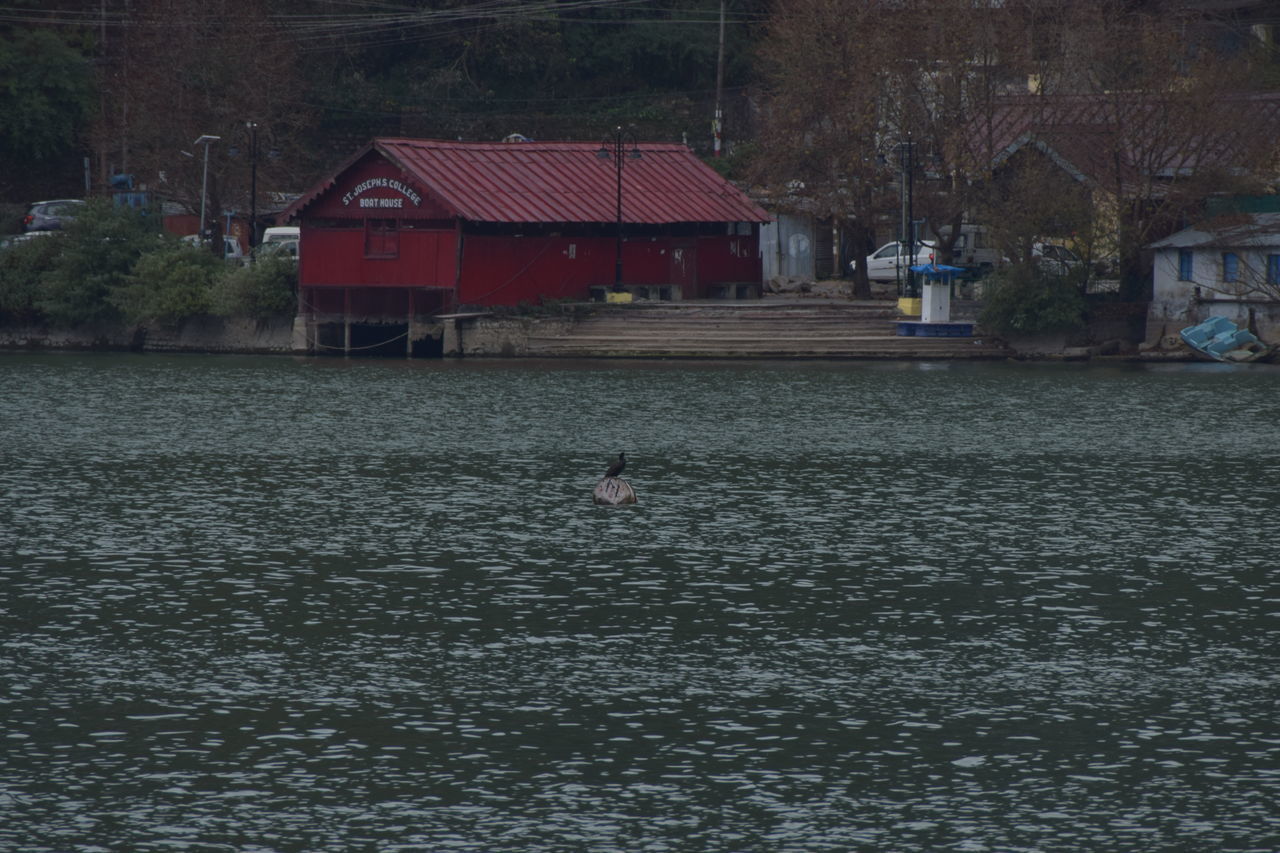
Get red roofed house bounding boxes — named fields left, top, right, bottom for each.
left=281, top=137, right=769, bottom=354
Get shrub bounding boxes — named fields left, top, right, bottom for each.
left=0, top=233, right=63, bottom=322
left=210, top=255, right=297, bottom=320
left=0, top=202, right=27, bottom=235
left=979, top=264, right=1086, bottom=336
left=36, top=199, right=162, bottom=326
left=111, top=241, right=220, bottom=326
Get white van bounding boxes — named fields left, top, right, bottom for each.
left=258, top=226, right=299, bottom=261
left=933, top=224, right=999, bottom=271
left=261, top=226, right=298, bottom=244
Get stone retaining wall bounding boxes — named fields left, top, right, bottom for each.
left=0, top=316, right=298, bottom=354
left=448, top=315, right=574, bottom=356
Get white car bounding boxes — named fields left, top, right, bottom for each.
left=0, top=231, right=57, bottom=250
left=997, top=243, right=1084, bottom=275
left=181, top=233, right=245, bottom=261
left=1033, top=242, right=1082, bottom=275
left=854, top=241, right=937, bottom=281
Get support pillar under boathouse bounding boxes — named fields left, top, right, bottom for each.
left=406, top=288, right=414, bottom=358
left=343, top=287, right=351, bottom=356
left=300, top=285, right=452, bottom=357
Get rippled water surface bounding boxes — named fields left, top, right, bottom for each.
left=2, top=353, right=1279, bottom=852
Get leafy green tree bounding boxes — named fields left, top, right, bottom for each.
left=979, top=265, right=1086, bottom=337
left=36, top=200, right=161, bottom=326
left=111, top=241, right=219, bottom=326
left=0, top=233, right=63, bottom=322
left=295, top=0, right=765, bottom=146
left=211, top=255, right=296, bottom=320
left=0, top=28, right=93, bottom=166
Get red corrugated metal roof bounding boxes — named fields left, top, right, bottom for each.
left=286, top=137, right=770, bottom=225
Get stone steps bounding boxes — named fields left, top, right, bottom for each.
left=525, top=301, right=1009, bottom=359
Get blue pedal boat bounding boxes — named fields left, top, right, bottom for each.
left=1179, top=317, right=1276, bottom=363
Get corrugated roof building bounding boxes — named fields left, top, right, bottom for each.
left=282, top=137, right=769, bottom=340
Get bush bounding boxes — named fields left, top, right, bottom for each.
left=0, top=202, right=27, bottom=235
left=111, top=241, right=220, bottom=326
left=36, top=199, right=162, bottom=326
left=0, top=204, right=303, bottom=331
left=979, top=264, right=1086, bottom=336
left=0, top=233, right=63, bottom=322
left=210, top=255, right=297, bottom=320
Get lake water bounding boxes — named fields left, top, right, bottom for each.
left=2, top=353, right=1278, bottom=852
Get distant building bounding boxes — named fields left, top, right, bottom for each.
left=280, top=137, right=770, bottom=331
left=1147, top=212, right=1280, bottom=342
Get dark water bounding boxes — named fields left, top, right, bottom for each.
left=2, top=353, right=1278, bottom=852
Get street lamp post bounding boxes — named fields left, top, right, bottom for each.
left=897, top=137, right=916, bottom=298
left=193, top=134, right=220, bottom=243
left=597, top=126, right=641, bottom=287
left=246, top=122, right=258, bottom=250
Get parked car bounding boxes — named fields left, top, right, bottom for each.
left=853, top=240, right=937, bottom=281
left=997, top=242, right=1084, bottom=275
left=181, top=233, right=245, bottom=262
left=23, top=199, right=85, bottom=232
left=256, top=225, right=299, bottom=262
left=1, top=231, right=56, bottom=250
left=261, top=225, right=299, bottom=247
left=251, top=239, right=298, bottom=264
left=1033, top=242, right=1083, bottom=275
left=935, top=224, right=1000, bottom=271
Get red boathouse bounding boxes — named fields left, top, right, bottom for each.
left=281, top=137, right=769, bottom=353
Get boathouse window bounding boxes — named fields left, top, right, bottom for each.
left=1222, top=252, right=1239, bottom=283
left=1269, top=254, right=1280, bottom=286
left=365, top=219, right=399, bottom=258
left=1178, top=249, right=1193, bottom=281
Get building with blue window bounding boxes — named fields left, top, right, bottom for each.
left=1148, top=212, right=1280, bottom=347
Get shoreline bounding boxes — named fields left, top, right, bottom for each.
left=0, top=292, right=1199, bottom=363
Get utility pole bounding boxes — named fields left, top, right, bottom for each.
left=713, top=0, right=725, bottom=157
left=194, top=135, right=220, bottom=244
left=899, top=137, right=915, bottom=297
left=597, top=127, right=641, bottom=287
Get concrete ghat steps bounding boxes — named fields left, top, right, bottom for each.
left=525, top=302, right=1010, bottom=359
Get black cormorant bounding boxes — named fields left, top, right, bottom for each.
left=605, top=452, right=626, bottom=478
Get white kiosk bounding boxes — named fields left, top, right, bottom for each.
left=897, top=264, right=974, bottom=338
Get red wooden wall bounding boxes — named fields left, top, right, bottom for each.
left=456, top=233, right=760, bottom=305
left=299, top=226, right=456, bottom=289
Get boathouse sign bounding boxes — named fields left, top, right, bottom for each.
left=341, top=177, right=422, bottom=209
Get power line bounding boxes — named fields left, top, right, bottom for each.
left=0, top=0, right=764, bottom=36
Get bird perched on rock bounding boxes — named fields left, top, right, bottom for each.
left=605, top=452, right=626, bottom=478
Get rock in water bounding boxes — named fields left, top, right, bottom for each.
left=593, top=477, right=637, bottom=506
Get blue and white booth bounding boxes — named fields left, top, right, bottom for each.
left=896, top=264, right=974, bottom=337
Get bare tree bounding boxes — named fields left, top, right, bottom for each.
left=91, top=0, right=315, bottom=243
left=981, top=142, right=1098, bottom=275
left=755, top=0, right=1034, bottom=293
left=881, top=0, right=1030, bottom=264
left=756, top=0, right=1277, bottom=305
left=982, top=0, right=1276, bottom=295
left=753, top=0, right=901, bottom=296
